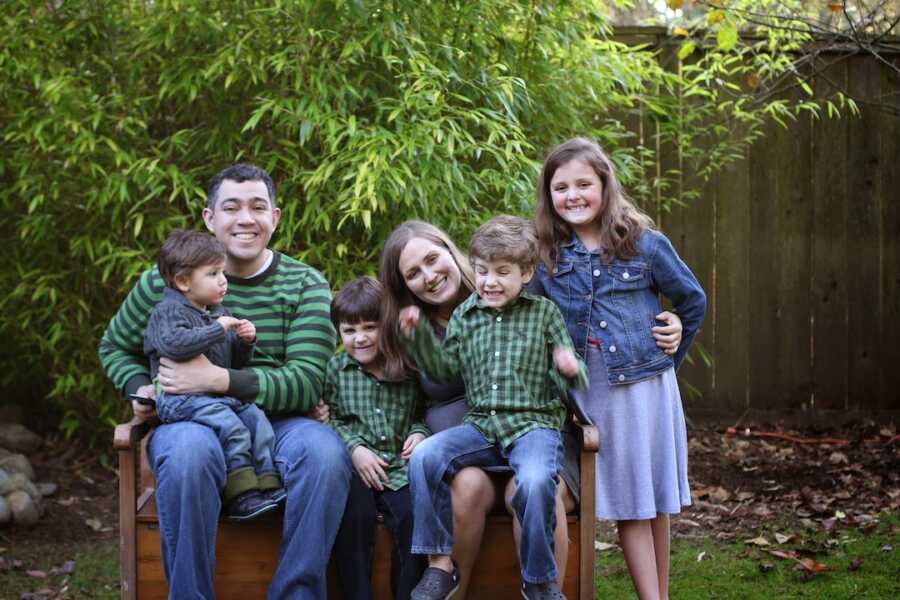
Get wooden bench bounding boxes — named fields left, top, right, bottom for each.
left=115, top=418, right=599, bottom=599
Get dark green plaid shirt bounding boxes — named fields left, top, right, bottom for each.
left=403, top=291, right=587, bottom=449
left=325, top=352, right=429, bottom=490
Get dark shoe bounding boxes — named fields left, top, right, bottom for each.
left=265, top=487, right=288, bottom=506
left=410, top=563, right=460, bottom=600
left=521, top=581, right=566, bottom=600
left=224, top=490, right=279, bottom=522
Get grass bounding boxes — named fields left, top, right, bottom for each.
left=1, top=540, right=118, bottom=600
left=596, top=513, right=900, bottom=599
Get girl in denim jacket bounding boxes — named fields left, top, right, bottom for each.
left=531, top=137, right=707, bottom=600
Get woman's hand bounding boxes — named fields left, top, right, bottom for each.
left=553, top=346, right=579, bottom=378
left=307, top=400, right=330, bottom=423
left=158, top=354, right=229, bottom=395
left=398, top=306, right=421, bottom=339
left=351, top=446, right=390, bottom=491
left=653, top=310, right=683, bottom=355
left=401, top=433, right=426, bottom=460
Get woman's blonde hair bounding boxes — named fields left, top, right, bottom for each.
left=535, top=137, right=653, bottom=270
left=378, top=221, right=474, bottom=380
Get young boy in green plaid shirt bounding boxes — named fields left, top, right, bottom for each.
left=327, top=276, right=429, bottom=600
left=398, top=216, right=587, bottom=600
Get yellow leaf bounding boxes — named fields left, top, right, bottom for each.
left=666, top=0, right=685, bottom=9
left=673, top=27, right=690, bottom=37
left=707, top=11, right=725, bottom=25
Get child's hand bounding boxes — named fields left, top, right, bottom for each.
left=235, top=319, right=256, bottom=342
left=217, top=315, right=241, bottom=331
left=401, top=433, right=426, bottom=460
left=652, top=310, right=682, bottom=355
left=398, top=306, right=421, bottom=338
left=351, top=446, right=390, bottom=491
left=307, top=400, right=330, bottom=423
left=553, top=346, right=579, bottom=378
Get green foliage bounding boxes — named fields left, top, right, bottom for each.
left=0, top=0, right=827, bottom=441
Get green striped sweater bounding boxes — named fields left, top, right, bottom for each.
left=98, top=252, right=336, bottom=415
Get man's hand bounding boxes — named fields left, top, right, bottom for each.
left=401, top=432, right=426, bottom=460
left=158, top=354, right=229, bottom=395
left=217, top=315, right=241, bottom=332
left=652, top=310, right=683, bottom=356
left=351, top=446, right=390, bottom=491
left=307, top=400, right=330, bottom=423
left=553, top=346, right=579, bottom=378
left=131, top=384, right=157, bottom=420
left=234, top=319, right=256, bottom=343
left=398, top=306, right=421, bottom=339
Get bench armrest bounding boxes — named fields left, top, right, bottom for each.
left=113, top=416, right=157, bottom=451
left=571, top=420, right=599, bottom=453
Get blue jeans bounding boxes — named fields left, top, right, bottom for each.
left=408, top=424, right=562, bottom=584
left=157, top=393, right=277, bottom=482
left=147, top=416, right=352, bottom=600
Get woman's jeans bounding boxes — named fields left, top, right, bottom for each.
left=408, top=424, right=563, bottom=584
left=147, top=416, right=352, bottom=600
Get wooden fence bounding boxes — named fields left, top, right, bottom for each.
left=615, top=29, right=900, bottom=417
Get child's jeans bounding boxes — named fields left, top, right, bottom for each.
left=157, top=392, right=279, bottom=498
left=333, top=474, right=426, bottom=600
left=408, top=423, right=563, bottom=584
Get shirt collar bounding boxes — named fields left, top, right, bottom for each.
left=462, top=289, right=539, bottom=315
left=162, top=287, right=226, bottom=316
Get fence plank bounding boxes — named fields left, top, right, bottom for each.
left=811, top=57, right=850, bottom=410
left=880, top=56, right=900, bottom=410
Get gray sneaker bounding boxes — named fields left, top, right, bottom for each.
left=521, top=581, right=567, bottom=600
left=411, top=563, right=460, bottom=600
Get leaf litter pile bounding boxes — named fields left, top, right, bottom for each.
left=676, top=421, right=900, bottom=578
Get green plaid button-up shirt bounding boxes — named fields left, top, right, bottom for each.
left=403, top=291, right=587, bottom=449
left=325, top=352, right=429, bottom=490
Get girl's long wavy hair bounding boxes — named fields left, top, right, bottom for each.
left=535, top=137, right=654, bottom=271
left=378, top=221, right=474, bottom=381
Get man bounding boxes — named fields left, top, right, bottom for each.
left=99, top=163, right=350, bottom=599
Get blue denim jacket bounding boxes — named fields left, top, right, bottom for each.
left=531, top=230, right=706, bottom=386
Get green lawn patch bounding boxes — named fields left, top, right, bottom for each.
left=0, top=540, right=118, bottom=600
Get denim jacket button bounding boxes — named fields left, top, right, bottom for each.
left=599, top=320, right=608, bottom=329
left=593, top=269, right=601, bottom=277
left=609, top=345, right=617, bottom=353
left=623, top=271, right=630, bottom=279
left=618, top=374, right=625, bottom=382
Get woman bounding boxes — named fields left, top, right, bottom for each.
left=377, top=220, right=683, bottom=598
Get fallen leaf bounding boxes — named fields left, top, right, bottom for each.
left=594, top=541, right=618, bottom=552
left=85, top=518, right=103, bottom=531
left=774, top=533, right=793, bottom=544
left=736, top=491, right=754, bottom=501
left=56, top=496, right=77, bottom=507
left=829, top=451, right=849, bottom=465
left=745, top=536, right=770, bottom=546
left=60, top=560, right=75, bottom=574
left=848, top=557, right=863, bottom=571
left=25, top=569, right=47, bottom=578
left=882, top=544, right=893, bottom=552
left=759, top=561, right=774, bottom=572
left=796, top=558, right=832, bottom=573
left=696, top=551, right=706, bottom=562
left=766, top=549, right=798, bottom=560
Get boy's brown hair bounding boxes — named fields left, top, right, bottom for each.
left=468, top=215, right=538, bottom=270
left=330, top=276, right=383, bottom=329
left=158, top=229, right=226, bottom=288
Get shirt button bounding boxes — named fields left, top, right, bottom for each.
left=490, top=410, right=496, bottom=416
left=593, top=269, right=601, bottom=277
left=492, top=384, right=498, bottom=390
left=380, top=436, right=386, bottom=441
left=496, top=316, right=502, bottom=322
left=623, top=271, right=630, bottom=280
left=599, top=320, right=608, bottom=329
left=609, top=345, right=617, bottom=353
left=494, top=351, right=500, bottom=357
left=375, top=408, right=381, bottom=413
left=618, top=374, right=626, bottom=382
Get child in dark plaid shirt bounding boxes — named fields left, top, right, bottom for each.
left=398, top=216, right=587, bottom=600
left=327, top=276, right=429, bottom=600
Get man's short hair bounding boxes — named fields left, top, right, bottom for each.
left=158, top=229, right=227, bottom=288
left=331, top=277, right=383, bottom=329
left=206, top=163, right=276, bottom=210
left=468, top=215, right=538, bottom=270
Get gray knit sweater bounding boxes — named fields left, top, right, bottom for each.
left=143, top=287, right=253, bottom=383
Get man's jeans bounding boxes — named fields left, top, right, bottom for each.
left=147, top=416, right=352, bottom=600
left=157, top=392, right=277, bottom=481
left=408, top=424, right=562, bottom=584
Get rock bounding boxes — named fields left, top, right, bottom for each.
left=0, top=404, right=24, bottom=424
left=36, top=482, right=57, bottom=497
left=0, top=472, right=28, bottom=496
left=21, top=478, right=41, bottom=501
left=0, top=468, right=8, bottom=490
left=0, top=424, right=42, bottom=454
left=0, top=447, right=10, bottom=458
left=8, top=490, right=39, bottom=526
left=0, top=495, right=10, bottom=525
left=0, top=453, right=34, bottom=481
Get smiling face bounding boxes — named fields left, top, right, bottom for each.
left=397, top=237, right=463, bottom=312
left=202, top=179, right=281, bottom=278
left=339, top=320, right=382, bottom=369
left=175, top=259, right=228, bottom=310
left=549, top=158, right=604, bottom=237
left=473, top=258, right=534, bottom=310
